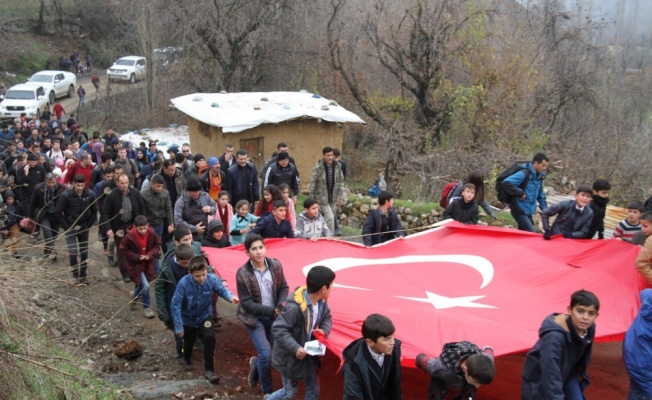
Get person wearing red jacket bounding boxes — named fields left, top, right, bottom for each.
left=63, top=151, right=94, bottom=188
left=119, top=215, right=161, bottom=319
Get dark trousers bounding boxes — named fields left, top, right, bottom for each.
left=40, top=213, right=61, bottom=255
left=65, top=228, right=89, bottom=278
left=114, top=220, right=131, bottom=279
left=183, top=318, right=216, bottom=372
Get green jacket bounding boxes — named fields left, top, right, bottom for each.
left=154, top=241, right=204, bottom=324
left=308, top=159, right=345, bottom=205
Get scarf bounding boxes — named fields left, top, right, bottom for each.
left=208, top=171, right=223, bottom=200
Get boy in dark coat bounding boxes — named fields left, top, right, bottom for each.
left=586, top=179, right=611, bottom=239
left=361, top=190, right=404, bottom=247
left=443, top=183, right=479, bottom=224
left=342, top=314, right=402, bottom=400
left=541, top=184, right=594, bottom=239
left=201, top=219, right=231, bottom=248
left=266, top=266, right=335, bottom=400
left=120, top=215, right=161, bottom=319
left=416, top=341, right=495, bottom=400
left=521, top=290, right=600, bottom=399
left=252, top=200, right=294, bottom=239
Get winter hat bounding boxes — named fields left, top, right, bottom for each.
left=207, top=219, right=224, bottom=235
left=167, top=145, right=179, bottom=155
left=207, top=157, right=219, bottom=167
left=186, top=179, right=201, bottom=191
left=3, top=190, right=15, bottom=200
left=149, top=141, right=157, bottom=147
left=55, top=158, right=64, bottom=167
left=193, top=153, right=205, bottom=164
left=277, top=151, right=289, bottom=161
left=27, top=153, right=38, bottom=161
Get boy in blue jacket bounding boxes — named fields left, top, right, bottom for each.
left=521, top=290, right=600, bottom=400
left=252, top=200, right=294, bottom=239
left=171, top=256, right=239, bottom=384
left=540, top=184, right=594, bottom=239
left=623, top=289, right=652, bottom=399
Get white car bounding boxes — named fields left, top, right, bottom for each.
left=25, top=70, right=76, bottom=104
left=107, top=56, right=147, bottom=84
left=0, top=84, right=50, bottom=119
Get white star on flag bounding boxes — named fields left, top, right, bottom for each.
left=395, top=291, right=496, bottom=309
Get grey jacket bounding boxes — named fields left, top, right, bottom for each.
left=173, top=190, right=216, bottom=234
left=141, top=186, right=173, bottom=227
left=294, top=211, right=331, bottom=239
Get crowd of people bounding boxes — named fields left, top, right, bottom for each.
left=0, top=109, right=651, bottom=399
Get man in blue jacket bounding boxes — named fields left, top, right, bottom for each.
left=171, top=256, right=239, bottom=384
left=503, top=153, right=549, bottom=232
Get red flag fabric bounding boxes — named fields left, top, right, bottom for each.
left=204, top=222, right=643, bottom=368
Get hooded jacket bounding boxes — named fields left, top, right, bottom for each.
left=587, top=194, right=609, bottom=239
left=119, top=225, right=161, bottom=285
left=294, top=211, right=331, bottom=239
left=171, top=273, right=234, bottom=333
left=342, top=337, right=402, bottom=400
left=623, top=289, right=652, bottom=396
left=271, top=286, right=332, bottom=380
left=235, top=257, right=289, bottom=327
left=521, top=313, right=595, bottom=400
left=503, top=162, right=547, bottom=216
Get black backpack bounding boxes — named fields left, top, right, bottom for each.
left=495, top=163, right=530, bottom=203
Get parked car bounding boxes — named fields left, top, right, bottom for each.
left=0, top=84, right=49, bottom=119
left=107, top=56, right=146, bottom=84
left=25, top=70, right=76, bottom=104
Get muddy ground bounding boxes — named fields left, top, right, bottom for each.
left=26, top=225, right=630, bottom=399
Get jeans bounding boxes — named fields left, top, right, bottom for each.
left=268, top=359, right=319, bottom=400
left=562, top=377, right=585, bottom=400
left=78, top=96, right=84, bottom=108
left=510, top=210, right=536, bottom=232
left=65, top=228, right=89, bottom=278
left=628, top=381, right=652, bottom=400
left=183, top=318, right=216, bottom=372
left=40, top=213, right=60, bottom=255
left=245, top=317, right=275, bottom=393
left=134, top=272, right=151, bottom=308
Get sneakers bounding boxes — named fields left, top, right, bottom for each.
left=77, top=277, right=89, bottom=286
left=183, top=362, right=193, bottom=371
left=204, top=370, right=220, bottom=384
left=263, top=394, right=271, bottom=400
left=248, top=356, right=259, bottom=388
left=107, top=255, right=115, bottom=266
left=144, top=308, right=155, bottom=319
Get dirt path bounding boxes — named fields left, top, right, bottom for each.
left=26, top=224, right=631, bottom=399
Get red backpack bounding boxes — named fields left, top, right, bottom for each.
left=439, top=182, right=460, bottom=209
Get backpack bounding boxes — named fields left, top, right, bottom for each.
left=495, top=163, right=530, bottom=203
left=439, top=181, right=461, bottom=209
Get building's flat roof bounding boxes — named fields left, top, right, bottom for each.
left=170, top=91, right=365, bottom=133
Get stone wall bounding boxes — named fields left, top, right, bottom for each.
left=339, top=195, right=442, bottom=231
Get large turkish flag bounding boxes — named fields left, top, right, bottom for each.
left=204, top=222, right=643, bottom=367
